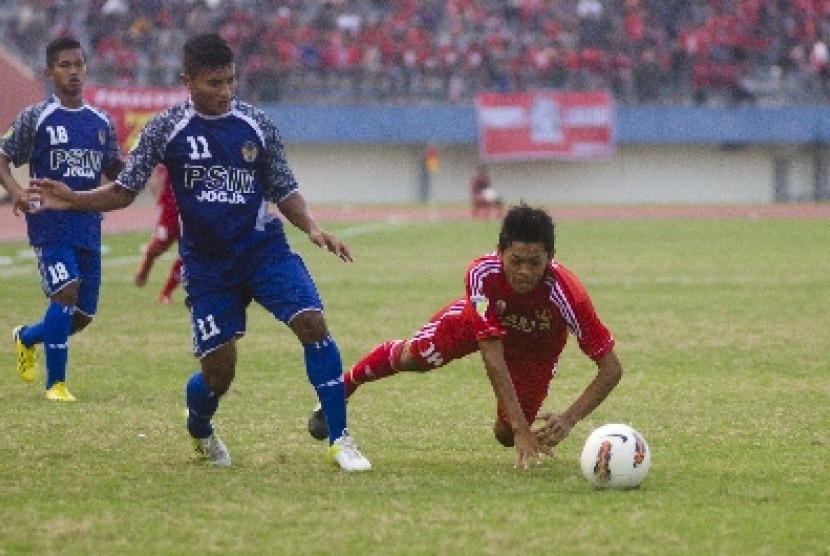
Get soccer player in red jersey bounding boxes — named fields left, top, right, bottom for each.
left=133, top=164, right=183, bottom=304
left=308, top=203, right=623, bottom=469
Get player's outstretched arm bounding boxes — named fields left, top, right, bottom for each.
left=479, top=338, right=554, bottom=469
left=533, top=350, right=622, bottom=447
left=28, top=178, right=137, bottom=213
left=277, top=191, right=353, bottom=262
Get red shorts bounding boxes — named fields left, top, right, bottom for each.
left=407, top=299, right=556, bottom=425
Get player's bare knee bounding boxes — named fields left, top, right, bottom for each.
left=51, top=280, right=80, bottom=307
left=289, top=311, right=329, bottom=344
left=70, top=313, right=92, bottom=334
left=201, top=343, right=236, bottom=395
left=203, top=367, right=234, bottom=396
left=493, top=421, right=515, bottom=447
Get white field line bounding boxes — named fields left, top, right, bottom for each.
left=0, top=221, right=404, bottom=279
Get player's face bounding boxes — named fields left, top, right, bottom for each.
left=183, top=64, right=236, bottom=116
left=46, top=48, right=86, bottom=106
left=499, top=241, right=551, bottom=295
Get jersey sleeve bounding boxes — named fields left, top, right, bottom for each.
left=0, top=104, right=39, bottom=167
left=116, top=110, right=170, bottom=193
left=465, top=255, right=507, bottom=342
left=551, top=263, right=615, bottom=361
left=257, top=112, right=298, bottom=203
left=100, top=110, right=123, bottom=172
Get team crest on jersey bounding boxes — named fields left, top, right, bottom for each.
left=98, top=129, right=106, bottom=145
left=241, top=141, right=258, bottom=163
left=471, top=295, right=489, bottom=317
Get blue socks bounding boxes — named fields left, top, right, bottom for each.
left=304, top=335, right=347, bottom=443
left=186, top=371, right=219, bottom=439
left=184, top=336, right=347, bottom=444
left=26, top=301, right=74, bottom=389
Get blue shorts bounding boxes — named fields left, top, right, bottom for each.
left=34, top=244, right=101, bottom=317
left=184, top=245, right=323, bottom=359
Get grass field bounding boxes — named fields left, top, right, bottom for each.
left=0, top=213, right=828, bottom=555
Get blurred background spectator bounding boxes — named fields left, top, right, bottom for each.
left=1, top=0, right=829, bottom=106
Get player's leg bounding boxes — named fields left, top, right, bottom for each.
left=12, top=247, right=50, bottom=383
left=306, top=337, right=410, bottom=441
left=492, top=362, right=553, bottom=447
left=344, top=298, right=478, bottom=397
left=309, top=299, right=478, bottom=441
left=158, top=256, right=183, bottom=304
left=342, top=339, right=408, bottom=397
left=256, top=250, right=370, bottom=471
left=493, top=398, right=544, bottom=448
left=16, top=246, right=83, bottom=399
left=42, top=284, right=77, bottom=401
left=186, top=342, right=235, bottom=467
left=183, top=283, right=242, bottom=467
left=44, top=246, right=101, bottom=400
left=289, top=310, right=350, bottom=438
left=493, top=416, right=515, bottom=447
left=291, top=314, right=371, bottom=471
left=134, top=223, right=174, bottom=287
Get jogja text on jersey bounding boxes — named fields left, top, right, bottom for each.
left=183, top=164, right=255, bottom=205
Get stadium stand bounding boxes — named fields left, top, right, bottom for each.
left=1, top=0, right=829, bottom=106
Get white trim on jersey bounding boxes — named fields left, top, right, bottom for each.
left=167, top=105, right=195, bottom=146
left=413, top=298, right=466, bottom=341
left=35, top=100, right=60, bottom=129
left=467, top=253, right=501, bottom=297
left=254, top=200, right=277, bottom=231
left=231, top=105, right=267, bottom=145
left=547, top=275, right=581, bottom=338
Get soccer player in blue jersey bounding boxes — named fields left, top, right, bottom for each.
left=0, top=37, right=123, bottom=401
left=27, top=33, right=371, bottom=471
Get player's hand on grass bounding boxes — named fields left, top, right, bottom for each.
left=532, top=411, right=574, bottom=448
left=308, top=228, right=353, bottom=262
left=28, top=177, right=75, bottom=212
left=513, top=429, right=556, bottom=470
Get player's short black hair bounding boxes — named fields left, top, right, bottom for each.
left=498, top=203, right=555, bottom=255
left=45, top=37, right=83, bottom=68
left=183, top=33, right=234, bottom=76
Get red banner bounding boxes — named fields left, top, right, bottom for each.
left=85, top=85, right=189, bottom=151
left=475, top=91, right=615, bottom=162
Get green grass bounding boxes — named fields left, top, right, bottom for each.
left=1, top=215, right=829, bottom=555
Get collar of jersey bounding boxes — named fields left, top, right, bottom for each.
left=186, top=98, right=237, bottom=120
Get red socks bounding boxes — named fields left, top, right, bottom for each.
left=344, top=340, right=404, bottom=397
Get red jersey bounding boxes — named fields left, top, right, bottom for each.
left=408, top=253, right=615, bottom=423
left=466, top=253, right=614, bottom=365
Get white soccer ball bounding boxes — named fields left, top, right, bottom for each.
left=579, top=423, right=651, bottom=489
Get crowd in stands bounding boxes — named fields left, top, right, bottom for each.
left=2, top=0, right=830, bottom=106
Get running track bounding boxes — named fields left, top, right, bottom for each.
left=2, top=202, right=829, bottom=244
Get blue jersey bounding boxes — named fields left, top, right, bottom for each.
left=0, top=95, right=121, bottom=249
left=118, top=99, right=299, bottom=263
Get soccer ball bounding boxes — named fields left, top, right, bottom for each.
left=579, top=423, right=651, bottom=489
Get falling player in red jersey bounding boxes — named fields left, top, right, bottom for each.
left=308, top=203, right=623, bottom=469
left=134, top=164, right=183, bottom=304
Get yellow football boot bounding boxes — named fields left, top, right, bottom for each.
left=45, top=382, right=76, bottom=402
left=12, top=326, right=38, bottom=383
